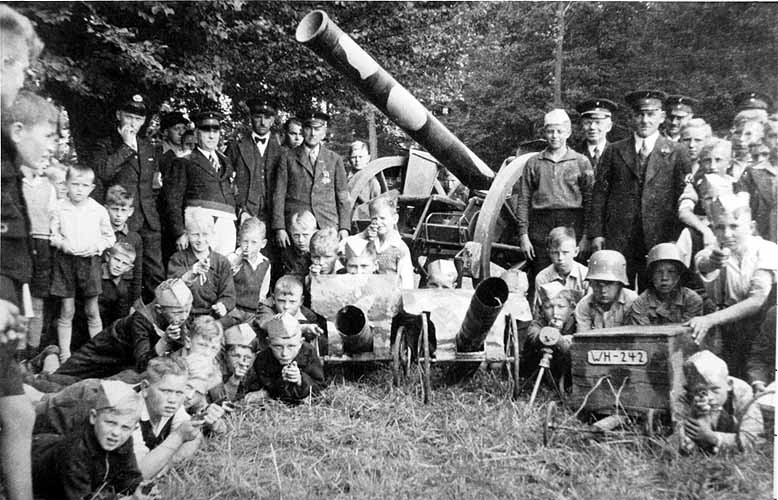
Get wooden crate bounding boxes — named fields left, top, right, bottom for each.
left=571, top=324, right=696, bottom=418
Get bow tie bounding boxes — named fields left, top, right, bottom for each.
left=254, top=136, right=267, bottom=145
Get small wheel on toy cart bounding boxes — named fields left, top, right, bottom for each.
left=420, top=314, right=432, bottom=404
left=392, top=326, right=412, bottom=387
left=543, top=401, right=560, bottom=446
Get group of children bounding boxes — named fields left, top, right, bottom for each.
left=2, top=59, right=776, bottom=500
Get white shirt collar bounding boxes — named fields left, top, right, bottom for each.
left=197, top=146, right=217, bottom=161
left=588, top=140, right=607, bottom=156
left=634, top=131, right=660, bottom=154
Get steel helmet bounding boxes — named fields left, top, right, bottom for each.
left=646, top=242, right=686, bottom=271
left=586, top=250, right=629, bottom=285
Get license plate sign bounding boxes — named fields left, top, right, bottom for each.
left=587, top=349, right=648, bottom=365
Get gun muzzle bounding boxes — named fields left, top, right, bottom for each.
left=335, top=305, right=373, bottom=354
left=455, top=277, right=509, bottom=352
left=296, top=10, right=494, bottom=190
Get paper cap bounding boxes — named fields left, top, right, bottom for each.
left=539, top=281, right=567, bottom=303
left=266, top=312, right=301, bottom=340
left=544, top=109, right=571, bottom=126
left=344, top=236, right=371, bottom=260
left=224, top=323, right=257, bottom=347
left=708, top=192, right=751, bottom=221
left=155, top=279, right=193, bottom=307
left=683, top=350, right=729, bottom=389
left=427, top=259, right=458, bottom=288
left=95, top=380, right=142, bottom=415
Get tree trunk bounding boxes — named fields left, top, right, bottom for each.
left=553, top=2, right=568, bottom=108
left=367, top=106, right=377, bottom=159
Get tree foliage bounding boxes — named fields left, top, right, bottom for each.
left=13, top=1, right=777, bottom=171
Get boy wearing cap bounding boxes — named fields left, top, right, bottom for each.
left=591, top=90, right=691, bottom=290
left=343, top=238, right=378, bottom=275
left=663, top=95, right=697, bottom=142
left=210, top=323, right=259, bottom=403
left=574, top=98, right=616, bottom=173
left=685, top=192, right=777, bottom=379
left=91, top=92, right=164, bottom=304
left=517, top=109, right=594, bottom=282
left=627, top=243, right=702, bottom=325
left=164, top=107, right=238, bottom=256
left=524, top=282, right=578, bottom=382
left=159, top=111, right=190, bottom=178
left=245, top=313, right=325, bottom=404
left=575, top=250, right=638, bottom=331
left=227, top=98, right=283, bottom=226
left=425, top=259, right=459, bottom=289
left=272, top=110, right=350, bottom=248
left=45, top=279, right=193, bottom=381
left=676, top=350, right=763, bottom=454
left=31, top=380, right=149, bottom=500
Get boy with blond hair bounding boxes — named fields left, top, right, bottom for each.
left=167, top=207, right=235, bottom=322
left=532, top=226, right=588, bottom=316
left=50, top=164, right=116, bottom=360
left=224, top=217, right=271, bottom=327
left=278, top=210, right=316, bottom=281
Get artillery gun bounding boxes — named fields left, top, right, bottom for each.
left=296, top=10, right=529, bottom=281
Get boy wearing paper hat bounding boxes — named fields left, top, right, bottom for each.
left=244, top=312, right=325, bottom=404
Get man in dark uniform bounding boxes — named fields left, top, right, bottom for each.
left=163, top=108, right=238, bottom=256
left=733, top=91, right=772, bottom=123
left=227, top=98, right=283, bottom=226
left=272, top=111, right=351, bottom=248
left=575, top=98, right=617, bottom=174
left=663, top=95, right=697, bottom=142
left=91, top=94, right=164, bottom=302
left=158, top=111, right=190, bottom=181
left=591, top=90, right=692, bottom=290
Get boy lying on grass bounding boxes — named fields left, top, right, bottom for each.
left=676, top=350, right=763, bottom=454
left=31, top=380, right=157, bottom=500
left=244, top=313, right=325, bottom=404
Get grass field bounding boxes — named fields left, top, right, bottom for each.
left=159, top=365, right=774, bottom=500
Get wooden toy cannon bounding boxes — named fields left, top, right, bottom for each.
left=310, top=274, right=532, bottom=403
left=296, top=10, right=531, bottom=281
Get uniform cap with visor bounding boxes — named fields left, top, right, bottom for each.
left=625, top=90, right=668, bottom=112
left=118, top=93, right=147, bottom=116
left=575, top=98, right=618, bottom=119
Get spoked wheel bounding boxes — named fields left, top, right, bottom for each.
left=349, top=156, right=405, bottom=225
left=420, top=314, right=432, bottom=404
left=471, top=154, right=534, bottom=279
left=543, top=401, right=559, bottom=447
left=392, top=326, right=413, bottom=387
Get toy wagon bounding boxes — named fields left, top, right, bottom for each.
left=310, top=274, right=531, bottom=403
left=543, top=324, right=697, bottom=445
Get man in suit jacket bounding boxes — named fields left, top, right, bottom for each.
left=663, top=95, right=696, bottom=142
left=227, top=99, right=283, bottom=226
left=272, top=111, right=350, bottom=248
left=163, top=109, right=237, bottom=256
left=591, top=90, right=692, bottom=290
left=574, top=98, right=616, bottom=175
left=91, top=94, right=164, bottom=302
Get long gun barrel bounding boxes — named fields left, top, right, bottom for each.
left=455, top=277, right=509, bottom=352
left=296, top=10, right=494, bottom=190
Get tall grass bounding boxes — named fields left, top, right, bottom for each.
left=159, top=366, right=773, bottom=499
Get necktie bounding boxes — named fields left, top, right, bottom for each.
left=254, top=136, right=267, bottom=145
left=592, top=146, right=600, bottom=165
left=309, top=149, right=317, bottom=166
left=210, top=154, right=219, bottom=172
left=638, top=140, right=649, bottom=180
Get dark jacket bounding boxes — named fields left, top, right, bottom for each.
left=163, top=148, right=236, bottom=237
left=249, top=342, right=325, bottom=403
left=590, top=135, right=691, bottom=256
left=167, top=248, right=236, bottom=316
left=575, top=141, right=610, bottom=174
left=226, top=135, right=283, bottom=223
left=272, top=145, right=350, bottom=231
left=0, top=138, right=33, bottom=287
left=91, top=132, right=162, bottom=231
left=32, top=426, right=142, bottom=500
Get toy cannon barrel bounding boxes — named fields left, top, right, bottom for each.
left=336, top=305, right=373, bottom=354
left=296, top=10, right=494, bottom=190
left=455, top=277, right=509, bottom=352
